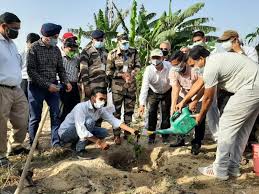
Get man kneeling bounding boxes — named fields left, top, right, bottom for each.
left=58, top=87, right=138, bottom=158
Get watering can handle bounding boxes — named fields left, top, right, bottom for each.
left=171, top=111, right=181, bottom=121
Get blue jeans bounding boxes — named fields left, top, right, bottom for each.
left=28, top=83, right=61, bottom=146
left=59, top=118, right=108, bottom=152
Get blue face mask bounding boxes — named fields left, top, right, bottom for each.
left=194, top=66, right=204, bottom=75
left=94, top=41, right=104, bottom=49
left=120, top=42, right=129, bottom=51
left=50, top=38, right=58, bottom=46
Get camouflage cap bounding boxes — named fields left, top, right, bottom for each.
left=150, top=49, right=163, bottom=57
left=117, top=32, right=129, bottom=41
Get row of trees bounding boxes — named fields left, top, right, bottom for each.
left=70, top=0, right=217, bottom=65
left=69, top=0, right=259, bottom=98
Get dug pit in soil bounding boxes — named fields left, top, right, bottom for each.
left=103, top=145, right=152, bottom=172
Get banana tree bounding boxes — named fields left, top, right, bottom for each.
left=69, top=0, right=129, bottom=51
left=151, top=2, right=216, bottom=50
left=246, top=27, right=259, bottom=44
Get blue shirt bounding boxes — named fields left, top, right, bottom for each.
left=0, top=34, right=22, bottom=86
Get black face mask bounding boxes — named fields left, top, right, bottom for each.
left=161, top=50, right=169, bottom=56
left=6, top=27, right=19, bottom=39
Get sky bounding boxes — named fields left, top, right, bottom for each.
left=1, top=0, right=259, bottom=51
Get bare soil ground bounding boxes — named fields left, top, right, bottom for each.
left=1, top=113, right=259, bottom=194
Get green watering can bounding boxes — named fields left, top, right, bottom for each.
left=143, top=107, right=197, bottom=135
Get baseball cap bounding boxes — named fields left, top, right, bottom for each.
left=218, top=30, right=239, bottom=41
left=150, top=49, right=163, bottom=57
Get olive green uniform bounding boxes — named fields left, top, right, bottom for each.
left=106, top=47, right=141, bottom=136
left=79, top=44, right=108, bottom=99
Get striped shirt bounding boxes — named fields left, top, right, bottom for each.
left=62, top=55, right=79, bottom=82
left=203, top=52, right=258, bottom=93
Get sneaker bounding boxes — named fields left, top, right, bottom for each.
left=0, top=157, right=10, bottom=167
left=114, top=136, right=122, bottom=145
left=169, top=139, right=185, bottom=147
left=162, top=135, right=169, bottom=145
left=162, top=138, right=169, bottom=145
left=228, top=168, right=241, bottom=177
left=191, top=144, right=201, bottom=155
left=7, top=147, right=30, bottom=156
left=198, top=165, right=229, bottom=180
left=76, top=150, right=95, bottom=160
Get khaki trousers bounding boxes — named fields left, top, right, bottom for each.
left=0, top=86, right=28, bottom=158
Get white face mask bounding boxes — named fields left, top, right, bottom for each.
left=151, top=59, right=162, bottom=66
left=172, top=63, right=185, bottom=72
left=94, top=100, right=105, bottom=109
left=189, top=41, right=205, bottom=49
left=221, top=40, right=232, bottom=51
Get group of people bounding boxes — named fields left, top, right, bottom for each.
left=1, top=11, right=259, bottom=181
left=0, top=12, right=139, bottom=166
left=137, top=30, right=259, bottom=180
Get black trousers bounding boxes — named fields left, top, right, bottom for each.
left=147, top=88, right=171, bottom=140
left=177, top=97, right=206, bottom=146
left=59, top=82, right=80, bottom=122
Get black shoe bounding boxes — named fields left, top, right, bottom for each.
left=76, top=150, right=95, bottom=160
left=170, top=139, right=185, bottom=147
left=162, top=136, right=169, bottom=145
left=0, top=157, right=10, bottom=167
left=191, top=144, right=201, bottom=155
left=148, top=138, right=155, bottom=144
left=7, top=147, right=30, bottom=156
left=124, top=131, right=131, bottom=140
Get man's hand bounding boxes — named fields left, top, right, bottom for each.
left=66, top=83, right=72, bottom=92
left=134, top=130, right=140, bottom=137
left=189, top=101, right=198, bottom=113
left=131, top=69, right=138, bottom=77
left=122, top=72, right=131, bottom=82
left=191, top=114, right=202, bottom=125
left=175, top=101, right=185, bottom=112
left=96, top=140, right=110, bottom=150
left=48, top=84, right=59, bottom=93
left=138, top=105, right=145, bottom=117
left=170, top=104, right=178, bottom=116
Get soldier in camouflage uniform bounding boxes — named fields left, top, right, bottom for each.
left=106, top=33, right=141, bottom=145
left=79, top=30, right=108, bottom=100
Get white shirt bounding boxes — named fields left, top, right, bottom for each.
left=0, top=34, right=22, bottom=86
left=242, top=45, right=258, bottom=63
left=58, top=100, right=122, bottom=139
left=139, top=61, right=172, bottom=106
left=203, top=52, right=258, bottom=93
left=21, top=48, right=28, bottom=79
